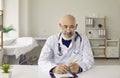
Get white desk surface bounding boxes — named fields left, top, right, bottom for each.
left=0, top=65, right=120, bottom=78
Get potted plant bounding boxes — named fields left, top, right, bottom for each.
left=0, top=64, right=12, bottom=78
left=3, top=25, right=15, bottom=33
left=3, top=25, right=15, bottom=38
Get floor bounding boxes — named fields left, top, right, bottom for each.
left=95, top=58, right=120, bottom=65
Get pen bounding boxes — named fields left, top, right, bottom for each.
left=69, top=59, right=78, bottom=68
left=71, top=59, right=78, bottom=63
left=67, top=59, right=78, bottom=77
left=67, top=66, right=78, bottom=78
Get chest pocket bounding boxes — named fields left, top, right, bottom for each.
left=71, top=49, right=83, bottom=61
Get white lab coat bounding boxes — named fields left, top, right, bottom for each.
left=38, top=33, right=94, bottom=73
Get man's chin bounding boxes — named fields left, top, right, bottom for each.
left=65, top=35, right=73, bottom=39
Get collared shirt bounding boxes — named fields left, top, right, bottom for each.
left=62, top=38, right=72, bottom=48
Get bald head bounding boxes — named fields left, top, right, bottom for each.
left=60, top=14, right=76, bottom=25
left=59, top=14, right=78, bottom=38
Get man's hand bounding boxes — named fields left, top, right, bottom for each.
left=53, top=64, right=68, bottom=74
left=68, top=62, right=79, bottom=74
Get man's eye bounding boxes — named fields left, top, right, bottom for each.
left=70, top=26, right=74, bottom=28
left=64, top=25, right=68, bottom=28
left=69, top=25, right=75, bottom=29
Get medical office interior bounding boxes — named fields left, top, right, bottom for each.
left=0, top=0, right=120, bottom=77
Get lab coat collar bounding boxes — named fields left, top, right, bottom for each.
left=58, top=33, right=76, bottom=49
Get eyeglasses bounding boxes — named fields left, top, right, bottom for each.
left=62, top=25, right=76, bottom=30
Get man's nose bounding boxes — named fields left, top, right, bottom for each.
left=66, top=27, right=72, bottom=32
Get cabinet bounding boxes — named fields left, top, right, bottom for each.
left=85, top=16, right=107, bottom=58
left=106, top=40, right=119, bottom=58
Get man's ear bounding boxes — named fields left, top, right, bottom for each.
left=75, top=24, right=78, bottom=29
left=76, top=24, right=78, bottom=27
left=59, top=23, right=62, bottom=27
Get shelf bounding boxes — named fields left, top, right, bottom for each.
left=85, top=16, right=107, bottom=58
left=86, top=28, right=105, bottom=30
left=89, top=38, right=105, bottom=40
left=85, top=16, right=105, bottom=19
left=107, top=40, right=119, bottom=42
left=92, top=46, right=105, bottom=49
left=107, top=46, right=118, bottom=48
left=94, top=55, right=106, bottom=58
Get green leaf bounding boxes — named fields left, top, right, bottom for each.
left=3, top=25, right=15, bottom=33
left=0, top=64, right=11, bottom=73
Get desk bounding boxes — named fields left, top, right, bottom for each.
left=0, top=65, right=120, bottom=78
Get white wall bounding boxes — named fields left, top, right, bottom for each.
left=4, top=0, right=19, bottom=38
left=0, top=0, right=3, bottom=10
left=19, top=0, right=30, bottom=37
left=27, top=0, right=120, bottom=40
left=3, top=0, right=30, bottom=37
left=3, top=0, right=120, bottom=39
